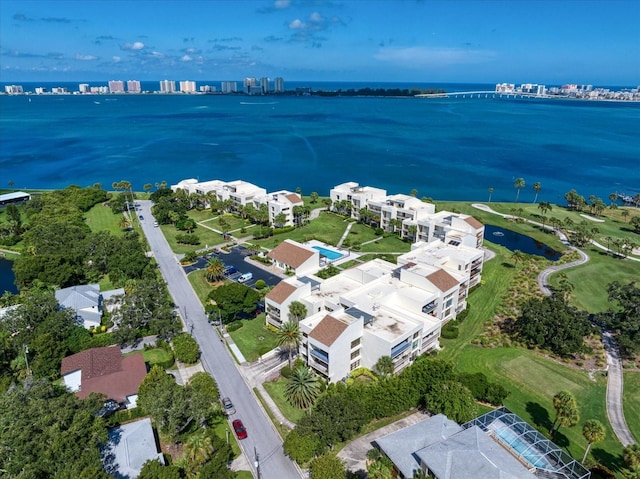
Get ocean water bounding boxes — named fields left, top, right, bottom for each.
left=1, top=84, right=639, bottom=203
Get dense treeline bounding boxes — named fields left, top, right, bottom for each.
left=284, top=357, right=508, bottom=463
left=315, top=87, right=446, bottom=97
left=602, top=281, right=640, bottom=358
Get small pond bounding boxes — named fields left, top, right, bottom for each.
left=484, top=225, right=562, bottom=261
left=0, top=257, right=18, bottom=294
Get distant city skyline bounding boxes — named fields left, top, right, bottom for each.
left=1, top=0, right=639, bottom=85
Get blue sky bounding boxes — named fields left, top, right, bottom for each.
left=1, top=0, right=638, bottom=85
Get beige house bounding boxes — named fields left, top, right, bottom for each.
left=266, top=239, right=320, bottom=276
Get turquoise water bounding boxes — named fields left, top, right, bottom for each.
left=1, top=86, right=638, bottom=203
left=312, top=245, right=343, bottom=261
left=491, top=423, right=552, bottom=470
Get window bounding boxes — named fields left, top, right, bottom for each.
left=413, top=332, right=420, bottom=339
left=350, top=349, right=360, bottom=360
left=350, top=360, right=360, bottom=371
left=350, top=338, right=361, bottom=349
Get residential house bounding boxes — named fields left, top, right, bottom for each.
left=375, top=408, right=590, bottom=479
left=102, top=417, right=164, bottom=479
left=55, top=283, right=124, bottom=329
left=61, top=346, right=147, bottom=408
left=266, top=239, right=319, bottom=277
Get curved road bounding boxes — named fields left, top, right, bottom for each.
left=137, top=201, right=302, bottom=479
left=472, top=203, right=636, bottom=447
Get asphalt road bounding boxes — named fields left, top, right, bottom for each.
left=137, top=200, right=301, bottom=479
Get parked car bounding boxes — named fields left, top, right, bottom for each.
left=222, top=397, right=235, bottom=416
left=232, top=419, right=247, bottom=440
left=224, top=265, right=238, bottom=276
left=139, top=215, right=144, bottom=220
left=153, top=221, right=158, bottom=227
left=96, top=399, right=121, bottom=417
left=237, top=272, right=253, bottom=283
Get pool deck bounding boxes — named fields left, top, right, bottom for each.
left=303, top=239, right=361, bottom=267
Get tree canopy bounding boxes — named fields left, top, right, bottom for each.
left=603, top=281, right=640, bottom=358
left=208, top=282, right=260, bottom=322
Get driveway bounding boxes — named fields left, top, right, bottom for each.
left=137, top=200, right=302, bottom=479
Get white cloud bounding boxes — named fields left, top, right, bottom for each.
left=275, top=0, right=290, bottom=8
left=75, top=53, right=97, bottom=61
left=309, top=12, right=323, bottom=23
left=374, top=46, right=495, bottom=67
left=181, top=54, right=192, bottom=62
left=289, top=18, right=305, bottom=30
left=112, top=56, right=121, bottom=62
left=149, top=51, right=164, bottom=58
left=121, top=41, right=145, bottom=51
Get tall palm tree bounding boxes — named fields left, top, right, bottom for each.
left=277, top=321, right=302, bottom=368
left=487, top=187, right=494, bottom=203
left=119, top=216, right=131, bottom=230
left=511, top=249, right=525, bottom=268
left=514, top=177, right=526, bottom=202
left=284, top=366, right=320, bottom=409
left=184, top=431, right=214, bottom=475
left=609, top=192, right=618, bottom=208
left=582, top=419, right=606, bottom=462
left=205, top=257, right=225, bottom=282
left=533, top=182, right=542, bottom=203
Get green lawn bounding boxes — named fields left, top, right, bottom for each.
left=623, top=371, right=640, bottom=444
left=160, top=224, right=225, bottom=254
left=84, top=203, right=125, bottom=235
left=454, top=346, right=625, bottom=470
left=211, top=417, right=242, bottom=458
left=358, top=235, right=411, bottom=253
left=262, top=377, right=306, bottom=423
left=547, top=245, right=640, bottom=313
left=252, top=211, right=349, bottom=248
left=345, top=223, right=380, bottom=245
left=187, top=269, right=215, bottom=305
left=141, top=348, right=173, bottom=367
left=186, top=209, right=215, bottom=223
left=205, top=214, right=252, bottom=233
left=439, top=244, right=515, bottom=360
left=228, top=314, right=279, bottom=362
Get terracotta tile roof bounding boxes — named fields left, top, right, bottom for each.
left=464, top=216, right=483, bottom=230
left=267, top=240, right=316, bottom=268
left=61, top=347, right=147, bottom=403
left=285, top=193, right=302, bottom=204
left=309, top=315, right=348, bottom=347
left=426, top=269, right=459, bottom=292
left=266, top=281, right=298, bottom=304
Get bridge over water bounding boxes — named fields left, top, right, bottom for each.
left=415, top=91, right=548, bottom=99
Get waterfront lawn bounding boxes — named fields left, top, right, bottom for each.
left=84, top=203, right=124, bottom=235
left=358, top=235, right=411, bottom=253
left=227, top=314, right=279, bottom=362
left=454, top=346, right=624, bottom=470
left=344, top=223, right=379, bottom=245
left=160, top=224, right=224, bottom=254
left=623, top=371, right=640, bottom=443
left=262, top=377, right=306, bottom=424
left=302, top=195, right=329, bottom=210
left=252, top=212, right=349, bottom=248
left=186, top=208, right=215, bottom=223
left=206, top=214, right=252, bottom=233
left=548, top=245, right=640, bottom=313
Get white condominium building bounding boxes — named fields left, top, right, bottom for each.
left=266, top=190, right=304, bottom=227
left=127, top=80, right=141, bottom=93
left=265, top=237, right=485, bottom=382
left=274, top=77, right=284, bottom=93
left=261, top=77, right=270, bottom=94
left=221, top=81, right=238, bottom=93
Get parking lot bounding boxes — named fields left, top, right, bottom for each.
left=182, top=246, right=283, bottom=289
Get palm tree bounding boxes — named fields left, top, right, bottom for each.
left=582, top=419, right=606, bottom=462
left=609, top=192, right=618, bottom=208
left=511, top=249, right=525, bottom=268
left=119, top=216, right=131, bottom=230
left=550, top=390, right=580, bottom=435
left=410, top=188, right=418, bottom=197
left=374, top=356, right=394, bottom=377
left=532, top=182, right=542, bottom=203
left=284, top=366, right=320, bottom=409
left=488, top=187, right=494, bottom=203
left=277, top=321, right=302, bottom=368
left=514, top=177, right=526, bottom=202
left=288, top=301, right=307, bottom=324
left=310, top=191, right=319, bottom=204
left=205, top=257, right=225, bottom=282
left=622, top=210, right=630, bottom=222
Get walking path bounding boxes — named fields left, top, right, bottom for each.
left=472, top=202, right=636, bottom=447
left=336, top=221, right=354, bottom=248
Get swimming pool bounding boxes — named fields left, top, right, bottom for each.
left=312, top=245, right=343, bottom=261
left=490, top=423, right=553, bottom=470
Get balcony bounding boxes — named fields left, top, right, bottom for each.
left=422, top=301, right=437, bottom=314
left=310, top=348, right=329, bottom=363
left=391, top=340, right=410, bottom=358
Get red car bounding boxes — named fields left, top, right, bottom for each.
left=232, top=419, right=247, bottom=440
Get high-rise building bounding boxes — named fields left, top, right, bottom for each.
left=79, top=84, right=90, bottom=93
left=108, top=80, right=125, bottom=93
left=243, top=77, right=257, bottom=93
left=4, top=85, right=24, bottom=94
left=179, top=81, right=196, bottom=93
left=221, top=81, right=238, bottom=93
left=160, top=80, right=176, bottom=93
left=127, top=80, right=141, bottom=93
left=274, top=77, right=284, bottom=93
left=261, top=77, right=270, bottom=94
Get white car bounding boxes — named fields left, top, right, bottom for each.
left=237, top=272, right=253, bottom=283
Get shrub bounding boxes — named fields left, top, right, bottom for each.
left=254, top=279, right=267, bottom=290
left=441, top=323, right=459, bottom=339
left=226, top=320, right=243, bottom=332
left=172, top=333, right=200, bottom=363
left=273, top=225, right=295, bottom=235
left=253, top=227, right=273, bottom=239
left=175, top=234, right=200, bottom=245
left=280, top=364, right=293, bottom=379
left=456, top=305, right=470, bottom=322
